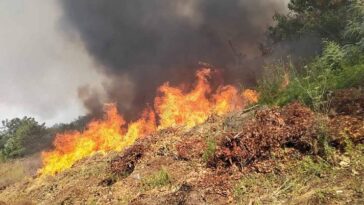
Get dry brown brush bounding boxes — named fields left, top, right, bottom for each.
left=209, top=102, right=316, bottom=169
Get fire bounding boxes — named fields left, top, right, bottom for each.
left=242, top=89, right=259, bottom=105
left=155, top=69, right=257, bottom=129
left=40, top=68, right=259, bottom=175
left=155, top=68, right=212, bottom=129
left=40, top=105, right=156, bottom=175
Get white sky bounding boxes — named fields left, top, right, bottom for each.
left=0, top=0, right=104, bottom=126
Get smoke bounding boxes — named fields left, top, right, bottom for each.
left=0, top=0, right=104, bottom=125
left=60, top=0, right=289, bottom=118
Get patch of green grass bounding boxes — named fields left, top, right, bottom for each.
left=233, top=173, right=285, bottom=204
left=202, top=138, right=217, bottom=162
left=297, top=156, right=331, bottom=177
left=233, top=154, right=339, bottom=204
left=141, top=167, right=171, bottom=190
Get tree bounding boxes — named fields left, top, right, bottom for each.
left=268, top=0, right=361, bottom=44
left=0, top=117, right=46, bottom=159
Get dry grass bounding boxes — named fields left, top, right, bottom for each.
left=0, top=100, right=362, bottom=205
left=141, top=167, right=171, bottom=190
left=0, top=161, right=26, bottom=189
left=233, top=144, right=364, bottom=204
left=0, top=154, right=41, bottom=189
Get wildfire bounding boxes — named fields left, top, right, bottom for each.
left=40, top=68, right=259, bottom=175
left=40, top=106, right=156, bottom=175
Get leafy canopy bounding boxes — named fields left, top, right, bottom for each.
left=0, top=117, right=46, bottom=160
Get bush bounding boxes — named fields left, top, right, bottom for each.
left=258, top=42, right=364, bottom=112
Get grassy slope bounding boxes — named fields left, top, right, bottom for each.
left=0, top=154, right=40, bottom=190
left=0, top=103, right=363, bottom=205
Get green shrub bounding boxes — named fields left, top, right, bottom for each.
left=258, top=62, right=331, bottom=112
left=319, top=41, right=345, bottom=70
left=333, top=62, right=364, bottom=88
left=258, top=42, right=364, bottom=112
left=343, top=1, right=364, bottom=45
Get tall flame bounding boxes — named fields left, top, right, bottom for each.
left=40, top=68, right=259, bottom=175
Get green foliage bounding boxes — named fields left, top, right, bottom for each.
left=203, top=138, right=217, bottom=162
left=269, top=0, right=362, bottom=44
left=343, top=135, right=355, bottom=154
left=257, top=62, right=289, bottom=105
left=141, top=167, right=171, bottom=190
left=319, top=41, right=345, bottom=70
left=297, top=156, right=330, bottom=177
left=315, top=118, right=336, bottom=163
left=269, top=13, right=304, bottom=42
left=258, top=41, right=364, bottom=111
left=343, top=1, right=364, bottom=44
left=343, top=1, right=364, bottom=63
left=262, top=0, right=364, bottom=111
left=0, top=114, right=92, bottom=161
left=0, top=117, right=46, bottom=159
left=258, top=63, right=326, bottom=110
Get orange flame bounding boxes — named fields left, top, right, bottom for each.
left=40, top=105, right=156, bottom=175
left=40, top=68, right=259, bottom=175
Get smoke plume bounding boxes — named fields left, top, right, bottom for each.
left=60, top=0, right=288, bottom=118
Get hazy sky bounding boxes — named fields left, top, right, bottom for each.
left=0, top=0, right=104, bottom=126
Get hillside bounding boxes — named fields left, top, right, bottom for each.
left=0, top=1, right=363, bottom=204
left=0, top=88, right=363, bottom=205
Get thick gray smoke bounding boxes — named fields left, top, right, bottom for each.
left=60, top=0, right=288, bottom=118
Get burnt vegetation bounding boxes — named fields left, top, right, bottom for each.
left=110, top=143, right=146, bottom=178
